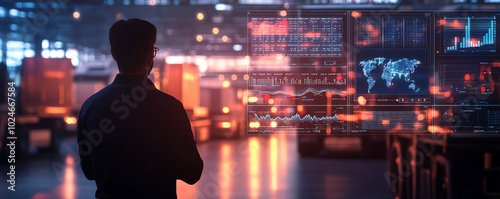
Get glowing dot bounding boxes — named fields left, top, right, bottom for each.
left=196, top=35, right=203, bottom=42
left=358, top=96, right=367, bottom=105
left=351, top=11, right=362, bottom=18
left=271, top=107, right=277, bottom=113
left=212, top=27, right=219, bottom=35
left=464, top=74, right=471, bottom=81
left=218, top=74, right=224, bottom=80
left=73, top=11, right=80, bottom=19
left=268, top=98, right=274, bottom=105
left=243, top=74, right=249, bottom=80
left=231, top=74, right=237, bottom=80
left=222, top=107, right=230, bottom=113
left=297, top=105, right=304, bottom=113
left=279, top=10, right=287, bottom=17
left=222, top=35, right=228, bottom=42
left=248, top=96, right=258, bottom=103
left=197, top=12, right=204, bottom=20
left=222, top=81, right=230, bottom=88
left=417, top=114, right=425, bottom=121
left=270, top=121, right=277, bottom=128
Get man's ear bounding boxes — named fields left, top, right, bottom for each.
left=110, top=48, right=116, bottom=61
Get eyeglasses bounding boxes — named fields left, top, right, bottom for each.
left=153, top=47, right=159, bottom=58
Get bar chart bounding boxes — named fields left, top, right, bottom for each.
left=443, top=16, right=496, bottom=53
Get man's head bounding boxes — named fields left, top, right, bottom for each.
left=109, top=18, right=157, bottom=75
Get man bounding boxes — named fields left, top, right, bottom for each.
left=77, top=18, right=203, bottom=199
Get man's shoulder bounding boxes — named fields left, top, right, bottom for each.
left=153, top=89, right=183, bottom=106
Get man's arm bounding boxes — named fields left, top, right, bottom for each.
left=170, top=101, right=204, bottom=185
left=77, top=104, right=95, bottom=180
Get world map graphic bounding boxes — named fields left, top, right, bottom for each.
left=360, top=57, right=421, bottom=93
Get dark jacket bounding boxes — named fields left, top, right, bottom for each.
left=77, top=74, right=203, bottom=199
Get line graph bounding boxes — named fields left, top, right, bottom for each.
left=253, top=113, right=340, bottom=122
left=251, top=87, right=346, bottom=97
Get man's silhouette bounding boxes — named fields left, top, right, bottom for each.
left=77, top=18, right=203, bottom=199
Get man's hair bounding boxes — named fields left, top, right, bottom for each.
left=109, top=18, right=157, bottom=73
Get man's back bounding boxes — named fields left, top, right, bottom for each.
left=77, top=74, right=203, bottom=199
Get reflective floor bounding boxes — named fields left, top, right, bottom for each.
left=0, top=135, right=391, bottom=199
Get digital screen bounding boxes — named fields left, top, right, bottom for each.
left=248, top=67, right=347, bottom=105
left=248, top=105, right=348, bottom=134
left=355, top=49, right=429, bottom=95
left=442, top=16, right=496, bottom=53
left=353, top=13, right=432, bottom=106
left=437, top=12, right=500, bottom=56
left=247, top=11, right=500, bottom=135
left=250, top=16, right=343, bottom=57
left=248, top=11, right=348, bottom=66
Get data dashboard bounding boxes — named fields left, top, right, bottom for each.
left=247, top=11, right=500, bottom=135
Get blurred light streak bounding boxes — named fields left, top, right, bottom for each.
left=63, top=156, right=75, bottom=199
left=338, top=114, right=359, bottom=121
left=269, top=137, right=278, bottom=193
left=220, top=144, right=232, bottom=199
left=249, top=138, right=261, bottom=199
left=428, top=126, right=453, bottom=134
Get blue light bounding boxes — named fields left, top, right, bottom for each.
left=233, top=44, right=243, bottom=51
left=9, top=9, right=18, bottom=17
left=10, top=24, right=18, bottom=31
left=0, top=7, right=5, bottom=18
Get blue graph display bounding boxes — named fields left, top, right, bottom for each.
left=443, top=16, right=496, bottom=53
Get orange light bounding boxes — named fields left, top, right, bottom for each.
left=270, top=121, right=277, bottom=128
left=357, top=96, right=367, bottom=105
left=212, top=27, right=219, bottom=35
left=222, top=35, right=229, bottom=42
left=64, top=116, right=77, bottom=125
left=196, top=12, right=204, bottom=21
left=382, top=120, right=390, bottom=125
left=243, top=74, right=249, bottom=80
left=218, top=74, right=224, bottom=80
left=196, top=35, right=203, bottom=42
left=73, top=11, right=80, bottom=19
left=222, top=107, right=230, bottom=113
left=268, top=98, right=274, bottom=105
left=271, top=107, right=277, bottom=113
left=351, top=11, right=362, bottom=18
left=249, top=121, right=260, bottom=128
left=417, top=114, right=425, bottom=121
left=45, top=107, right=68, bottom=114
left=45, top=71, right=65, bottom=78
left=444, top=91, right=451, bottom=98
left=222, top=81, right=230, bottom=88
left=231, top=74, right=237, bottom=80
left=428, top=126, right=453, bottom=134
left=297, top=105, right=304, bottom=113
left=347, top=87, right=356, bottom=95
left=464, top=74, right=471, bottom=81
left=248, top=96, right=258, bottom=103
left=219, top=122, right=231, bottom=129
left=279, top=10, right=287, bottom=17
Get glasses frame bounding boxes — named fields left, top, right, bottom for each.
left=153, top=47, right=159, bottom=58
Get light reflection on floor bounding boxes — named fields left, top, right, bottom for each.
left=0, top=135, right=391, bottom=199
